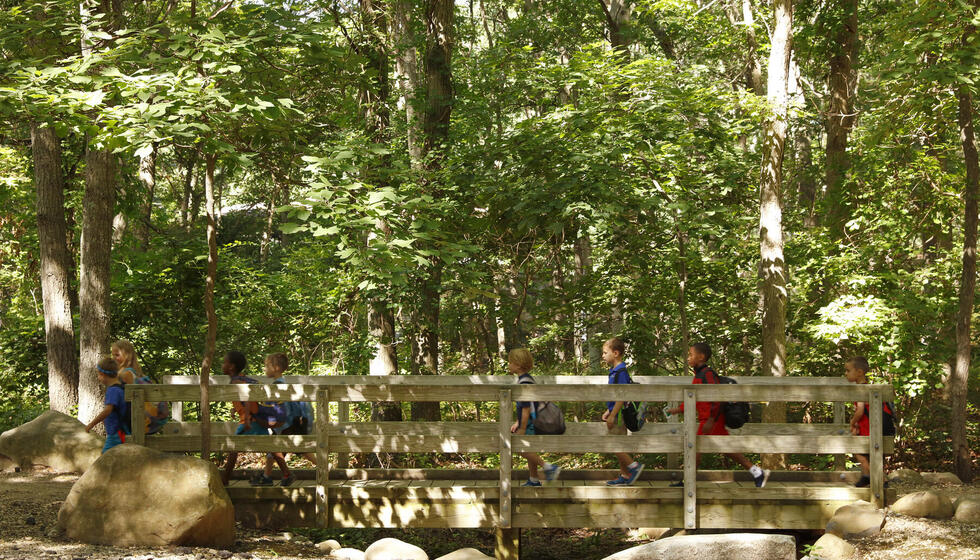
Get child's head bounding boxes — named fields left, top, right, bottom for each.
left=688, top=343, right=711, bottom=367
left=845, top=356, right=870, bottom=382
left=507, top=348, right=533, bottom=374
left=602, top=337, right=626, bottom=367
left=96, top=357, right=120, bottom=385
left=223, top=351, right=247, bottom=376
left=264, top=352, right=288, bottom=377
left=110, top=339, right=142, bottom=373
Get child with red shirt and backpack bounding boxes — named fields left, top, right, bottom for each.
left=845, top=356, right=896, bottom=487
left=666, top=343, right=769, bottom=488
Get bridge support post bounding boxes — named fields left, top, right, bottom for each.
left=132, top=388, right=146, bottom=446
left=316, top=388, right=332, bottom=528
left=499, top=389, right=513, bottom=528
left=869, top=387, right=885, bottom=508
left=495, top=527, right=520, bottom=560
left=833, top=402, right=847, bottom=470
left=666, top=400, right=681, bottom=469
left=683, top=388, right=698, bottom=530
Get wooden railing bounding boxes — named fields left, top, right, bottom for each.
left=126, top=376, right=894, bottom=532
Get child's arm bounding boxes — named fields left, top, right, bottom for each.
left=85, top=405, right=114, bottom=432
left=849, top=402, right=866, bottom=434
left=604, top=401, right=625, bottom=428
left=511, top=407, right=532, bottom=434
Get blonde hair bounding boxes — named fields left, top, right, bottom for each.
left=508, top=348, right=534, bottom=373
left=111, top=339, right=144, bottom=378
left=265, top=352, right=288, bottom=373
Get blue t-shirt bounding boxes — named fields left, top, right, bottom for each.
left=271, top=377, right=314, bottom=434
left=515, top=373, right=535, bottom=419
left=104, top=384, right=126, bottom=436
left=606, top=362, right=631, bottom=411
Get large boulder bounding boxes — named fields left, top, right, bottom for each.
left=330, top=550, right=366, bottom=560
left=58, top=444, right=234, bottom=547
left=434, top=549, right=494, bottom=560
left=887, top=469, right=923, bottom=484
left=825, top=501, right=886, bottom=539
left=921, top=472, right=963, bottom=486
left=0, top=410, right=103, bottom=473
left=954, top=495, right=980, bottom=523
left=601, top=533, right=796, bottom=560
left=365, top=538, right=428, bottom=560
left=809, top=533, right=855, bottom=560
left=891, top=490, right=955, bottom=519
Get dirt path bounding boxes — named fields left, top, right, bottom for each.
left=2, top=471, right=980, bottom=560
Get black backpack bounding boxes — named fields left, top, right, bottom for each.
left=882, top=401, right=897, bottom=436
left=717, top=376, right=750, bottom=429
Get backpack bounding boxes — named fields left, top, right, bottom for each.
left=697, top=366, right=749, bottom=430
left=518, top=376, right=566, bottom=435
left=881, top=401, right=897, bottom=436
left=110, top=382, right=132, bottom=435
left=612, top=368, right=647, bottom=433
left=134, top=375, right=170, bottom=434
left=274, top=379, right=314, bottom=434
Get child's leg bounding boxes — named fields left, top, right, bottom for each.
left=522, top=452, right=545, bottom=479
left=264, top=453, right=284, bottom=477
left=221, top=452, right=238, bottom=485
left=302, top=452, right=317, bottom=465
left=855, top=453, right=870, bottom=475
left=272, top=452, right=291, bottom=478
left=725, top=453, right=754, bottom=470
left=615, top=452, right=633, bottom=475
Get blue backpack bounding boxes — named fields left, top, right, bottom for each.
left=134, top=375, right=170, bottom=434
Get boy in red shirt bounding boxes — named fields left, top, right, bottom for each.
left=845, top=356, right=895, bottom=487
left=666, top=343, right=769, bottom=487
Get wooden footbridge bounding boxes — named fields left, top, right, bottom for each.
left=125, top=375, right=896, bottom=559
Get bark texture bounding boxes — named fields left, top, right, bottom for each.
left=32, top=124, right=79, bottom=414
left=824, top=0, right=858, bottom=236
left=200, top=154, right=219, bottom=459
left=136, top=144, right=156, bottom=250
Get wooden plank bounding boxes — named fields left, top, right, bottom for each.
left=131, top=388, right=146, bottom=446
left=683, top=388, right=697, bottom=530
left=163, top=374, right=857, bottom=386
left=869, top=387, right=885, bottom=508
left=131, top=382, right=891, bottom=404
left=499, top=389, right=512, bottom=528
left=698, top=435, right=894, bottom=454
left=329, top=501, right=498, bottom=529
left=833, top=402, right=847, bottom=470
left=316, top=388, right=330, bottom=528
left=337, top=401, right=349, bottom=468
left=666, top=400, right=681, bottom=469
left=495, top=527, right=520, bottom=560
left=172, top=400, right=184, bottom=422
left=512, top=501, right=685, bottom=529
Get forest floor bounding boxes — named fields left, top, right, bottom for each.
left=1, top=470, right=979, bottom=560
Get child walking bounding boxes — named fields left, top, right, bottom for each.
left=601, top=338, right=644, bottom=486
left=253, top=352, right=316, bottom=487
left=111, top=339, right=143, bottom=385
left=84, top=357, right=131, bottom=453
left=221, top=351, right=270, bottom=485
left=507, top=348, right=560, bottom=487
left=666, top=343, right=769, bottom=487
left=845, top=356, right=896, bottom=487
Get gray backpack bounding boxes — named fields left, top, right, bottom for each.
left=519, top=376, right=566, bottom=435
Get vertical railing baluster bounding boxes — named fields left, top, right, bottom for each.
left=316, top=388, right=331, bottom=528
left=499, top=389, right=513, bottom=528
left=132, top=388, right=145, bottom=446
left=869, top=387, right=885, bottom=508
left=683, top=388, right=697, bottom=530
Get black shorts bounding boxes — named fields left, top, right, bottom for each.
left=280, top=417, right=310, bottom=436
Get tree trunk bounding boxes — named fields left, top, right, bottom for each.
left=824, top=0, right=858, bottom=236
left=136, top=143, right=156, bottom=250
left=573, top=225, right=600, bottom=369
left=741, top=0, right=764, bottom=95
left=180, top=150, right=197, bottom=229
left=260, top=184, right=278, bottom=262
left=78, top=147, right=117, bottom=426
left=32, top=124, right=79, bottom=414
left=600, top=0, right=633, bottom=59
left=952, top=9, right=979, bottom=481
left=200, top=154, right=218, bottom=459
left=675, top=222, right=690, bottom=375
left=796, top=127, right=817, bottom=228
left=759, top=0, right=793, bottom=471
left=394, top=0, right=422, bottom=166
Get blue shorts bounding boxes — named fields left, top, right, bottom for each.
left=102, top=431, right=128, bottom=454
left=237, top=423, right=269, bottom=435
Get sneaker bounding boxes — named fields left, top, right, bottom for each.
left=543, top=464, right=561, bottom=483
left=250, top=474, right=274, bottom=487
left=668, top=480, right=684, bottom=487
left=626, top=463, right=645, bottom=485
left=521, top=479, right=542, bottom=487
left=855, top=475, right=871, bottom=488
left=754, top=469, right=771, bottom=488
left=280, top=474, right=296, bottom=487
left=606, top=475, right=630, bottom=486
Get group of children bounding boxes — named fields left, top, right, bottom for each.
left=85, top=337, right=890, bottom=490
left=508, top=337, right=890, bottom=489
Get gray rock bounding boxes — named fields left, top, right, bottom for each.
left=329, top=549, right=366, bottom=560
left=887, top=468, right=923, bottom=484
left=58, top=444, right=235, bottom=547
left=364, top=538, right=428, bottom=560
left=632, top=528, right=673, bottom=540
left=809, top=533, right=855, bottom=560
left=891, top=490, right=955, bottom=519
left=317, top=539, right=342, bottom=553
left=434, top=549, right=493, bottom=560
left=825, top=501, right=886, bottom=539
left=601, top=533, right=796, bottom=560
left=0, top=410, right=104, bottom=473
left=920, top=472, right=963, bottom=486
left=954, top=494, right=980, bottom=522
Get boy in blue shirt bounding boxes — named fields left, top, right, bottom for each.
left=252, top=352, right=316, bottom=487
left=84, top=357, right=131, bottom=453
left=601, top=338, right=644, bottom=486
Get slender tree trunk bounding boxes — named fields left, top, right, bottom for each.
left=32, top=124, right=79, bottom=414
left=573, top=226, right=600, bottom=369
left=952, top=3, right=979, bottom=482
left=741, top=0, right=764, bottom=95
left=260, top=184, right=278, bottom=262
left=136, top=144, right=156, bottom=250
left=200, top=154, right=218, bottom=459
left=675, top=222, right=690, bottom=375
left=824, top=0, right=858, bottom=236
left=600, top=0, right=633, bottom=59
left=394, top=0, right=422, bottom=167
left=180, top=151, right=197, bottom=229
left=797, top=127, right=817, bottom=228
left=759, top=0, right=793, bottom=471
left=78, top=147, right=117, bottom=426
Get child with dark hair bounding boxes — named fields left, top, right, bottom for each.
left=666, top=343, right=769, bottom=487
left=221, top=351, right=270, bottom=485
left=85, top=357, right=131, bottom=453
left=602, top=337, right=644, bottom=486
left=845, top=356, right=896, bottom=487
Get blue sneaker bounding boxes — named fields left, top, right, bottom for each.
left=543, top=464, right=561, bottom=482
left=522, top=479, right=542, bottom=487
left=626, top=463, right=645, bottom=485
left=606, top=475, right=630, bottom=486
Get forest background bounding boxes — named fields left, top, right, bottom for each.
left=0, top=0, right=977, bottom=480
